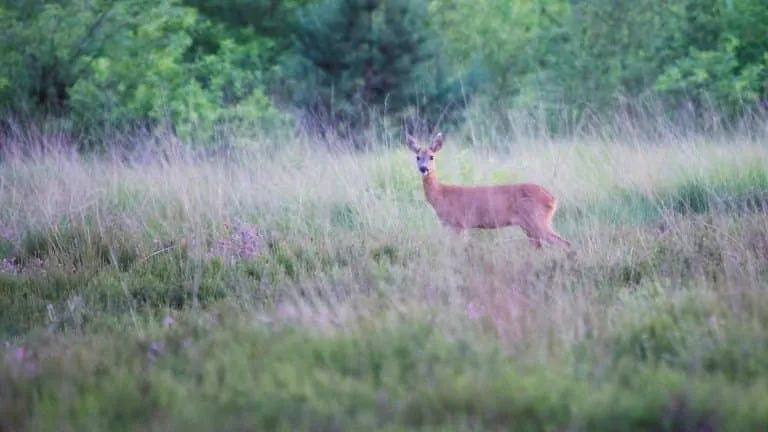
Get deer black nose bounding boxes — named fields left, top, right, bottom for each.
left=419, top=166, right=428, bottom=173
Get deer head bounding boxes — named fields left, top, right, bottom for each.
left=406, top=132, right=444, bottom=176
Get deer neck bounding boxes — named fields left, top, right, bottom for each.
left=422, top=171, right=442, bottom=206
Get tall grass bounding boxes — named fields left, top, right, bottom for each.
left=2, top=112, right=768, bottom=430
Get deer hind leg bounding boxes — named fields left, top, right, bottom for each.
left=542, top=207, right=571, bottom=248
left=527, top=235, right=544, bottom=249
left=519, top=207, right=570, bottom=249
left=519, top=220, right=544, bottom=249
left=514, top=203, right=545, bottom=249
left=545, top=230, right=571, bottom=248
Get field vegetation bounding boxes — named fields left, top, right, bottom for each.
left=2, top=0, right=768, bottom=430
left=3, top=118, right=768, bottom=430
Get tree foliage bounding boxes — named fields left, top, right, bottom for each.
left=430, top=0, right=768, bottom=122
left=0, top=0, right=286, bottom=145
left=285, top=0, right=477, bottom=142
left=0, top=0, right=766, bottom=147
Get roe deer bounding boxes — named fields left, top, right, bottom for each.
left=406, top=132, right=571, bottom=249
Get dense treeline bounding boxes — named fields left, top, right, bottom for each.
left=0, top=0, right=766, bottom=147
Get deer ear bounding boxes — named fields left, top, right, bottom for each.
left=430, top=132, right=444, bottom=152
left=406, top=134, right=421, bottom=153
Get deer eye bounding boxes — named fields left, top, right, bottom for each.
left=429, top=155, right=434, bottom=160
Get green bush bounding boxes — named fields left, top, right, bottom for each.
left=658, top=162, right=768, bottom=215
left=606, top=291, right=768, bottom=385
left=561, top=162, right=768, bottom=226
left=654, top=36, right=767, bottom=115
left=0, top=0, right=288, bottom=146
left=3, top=316, right=768, bottom=431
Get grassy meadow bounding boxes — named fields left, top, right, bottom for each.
left=2, top=119, right=768, bottom=431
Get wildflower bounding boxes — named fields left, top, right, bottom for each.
left=146, top=341, right=165, bottom=363
left=163, top=315, right=174, bottom=327
left=13, top=347, right=24, bottom=362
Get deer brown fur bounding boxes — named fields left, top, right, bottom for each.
left=407, top=132, right=571, bottom=249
